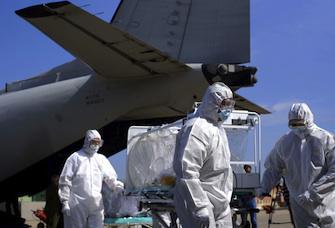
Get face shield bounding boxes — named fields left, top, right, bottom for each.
left=288, top=119, right=307, bottom=130
left=88, top=138, right=104, bottom=152
left=90, top=139, right=104, bottom=147
left=219, top=98, right=235, bottom=110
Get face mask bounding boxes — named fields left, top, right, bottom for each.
left=289, top=123, right=308, bottom=135
left=218, top=108, right=232, bottom=121
left=289, top=125, right=309, bottom=139
left=86, top=144, right=99, bottom=155
left=90, top=144, right=99, bottom=151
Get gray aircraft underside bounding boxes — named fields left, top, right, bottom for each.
left=0, top=0, right=268, bottom=200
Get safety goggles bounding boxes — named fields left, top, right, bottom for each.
left=90, top=139, right=104, bottom=147
left=288, top=119, right=306, bottom=128
left=220, top=98, right=235, bottom=109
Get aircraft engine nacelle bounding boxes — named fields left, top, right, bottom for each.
left=202, top=64, right=257, bottom=88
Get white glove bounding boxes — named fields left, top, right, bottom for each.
left=193, top=207, right=210, bottom=227
left=297, top=191, right=321, bottom=217
left=297, top=191, right=311, bottom=207
left=62, top=201, right=71, bottom=216
left=115, top=180, right=124, bottom=192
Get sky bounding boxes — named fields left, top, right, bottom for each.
left=1, top=0, right=335, bottom=179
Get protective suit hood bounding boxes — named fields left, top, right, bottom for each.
left=83, top=130, right=101, bottom=155
left=196, top=82, right=233, bottom=124
left=288, top=103, right=316, bottom=137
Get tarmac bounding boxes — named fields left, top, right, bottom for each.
left=24, top=208, right=295, bottom=228
left=251, top=208, right=294, bottom=228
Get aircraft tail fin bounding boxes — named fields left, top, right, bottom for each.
left=112, top=0, right=250, bottom=64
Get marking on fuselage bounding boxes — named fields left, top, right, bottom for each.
left=85, top=93, right=105, bottom=105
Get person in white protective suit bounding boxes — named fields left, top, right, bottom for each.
left=173, top=82, right=235, bottom=228
left=260, top=103, right=335, bottom=227
left=58, top=130, right=124, bottom=228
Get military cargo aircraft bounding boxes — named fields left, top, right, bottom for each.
left=0, top=0, right=268, bottom=202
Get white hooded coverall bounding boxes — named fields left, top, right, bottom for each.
left=261, top=103, right=335, bottom=227
left=59, top=130, right=121, bottom=228
left=173, top=82, right=233, bottom=228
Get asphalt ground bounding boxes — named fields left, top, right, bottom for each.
left=24, top=208, right=294, bottom=228
left=248, top=208, right=294, bottom=228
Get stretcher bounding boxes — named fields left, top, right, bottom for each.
left=104, top=217, right=152, bottom=228
left=128, top=187, right=179, bottom=228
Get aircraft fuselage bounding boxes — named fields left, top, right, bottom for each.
left=0, top=64, right=208, bottom=185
